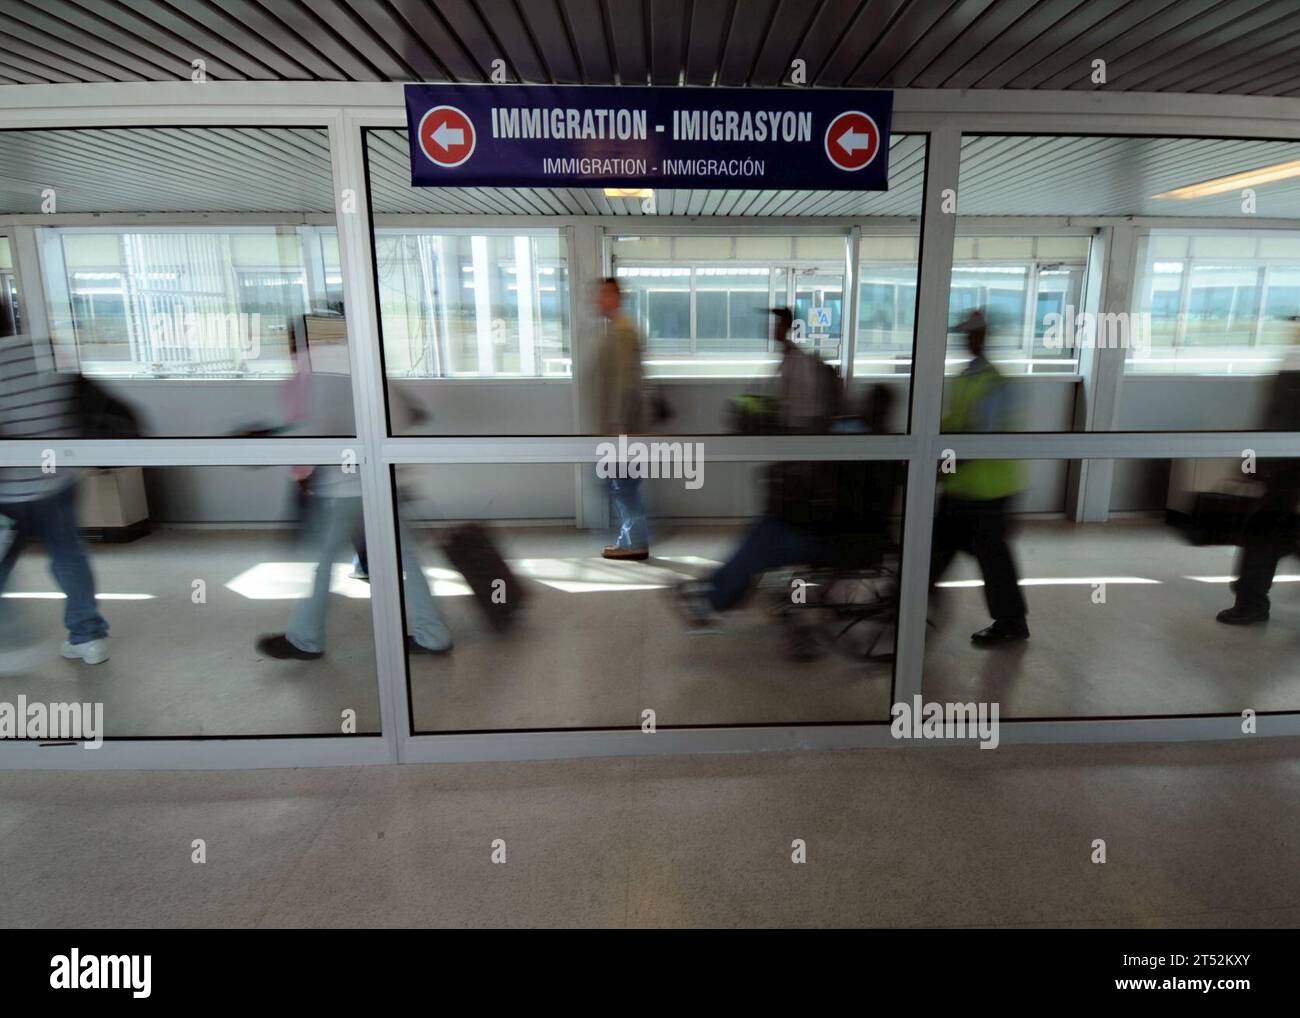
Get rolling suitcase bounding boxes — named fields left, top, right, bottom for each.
left=440, top=523, right=526, bottom=629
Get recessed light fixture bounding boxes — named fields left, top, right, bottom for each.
left=603, top=187, right=654, bottom=198
left=1153, top=158, right=1300, bottom=199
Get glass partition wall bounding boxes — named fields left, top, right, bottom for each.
left=3, top=102, right=1300, bottom=768
left=0, top=125, right=384, bottom=760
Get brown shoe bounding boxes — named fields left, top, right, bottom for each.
left=602, top=545, right=649, bottom=561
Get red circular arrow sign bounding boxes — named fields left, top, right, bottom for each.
left=417, top=105, right=476, bottom=168
left=824, top=111, right=881, bottom=172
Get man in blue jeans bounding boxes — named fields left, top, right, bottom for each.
left=0, top=334, right=110, bottom=672
left=593, top=278, right=651, bottom=561
left=256, top=465, right=453, bottom=660
left=0, top=483, right=111, bottom=669
left=674, top=460, right=899, bottom=636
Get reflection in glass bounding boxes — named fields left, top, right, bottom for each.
left=0, top=127, right=354, bottom=437
left=956, top=135, right=1300, bottom=434
left=932, top=309, right=1029, bottom=643
left=0, top=465, right=380, bottom=737
left=375, top=231, right=570, bottom=377
left=947, top=235, right=1091, bottom=376
left=399, top=455, right=904, bottom=732
left=611, top=235, right=835, bottom=377
left=42, top=226, right=345, bottom=378
left=1131, top=230, right=1300, bottom=375
left=925, top=454, right=1300, bottom=717
left=856, top=256, right=917, bottom=374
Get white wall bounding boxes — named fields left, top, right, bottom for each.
left=113, top=373, right=1273, bottom=524
left=1110, top=376, right=1273, bottom=512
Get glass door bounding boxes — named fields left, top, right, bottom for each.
left=789, top=265, right=844, bottom=364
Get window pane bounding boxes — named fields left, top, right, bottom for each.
left=1, top=126, right=355, bottom=437
left=957, top=135, right=1300, bottom=432
left=855, top=250, right=917, bottom=383
left=924, top=457, right=1300, bottom=717
left=612, top=240, right=789, bottom=372
left=363, top=128, right=575, bottom=436
left=375, top=231, right=570, bottom=379
left=363, top=130, right=923, bottom=436
left=941, top=234, right=1093, bottom=433
left=45, top=229, right=334, bottom=379
left=399, top=459, right=906, bottom=731
left=945, top=235, right=1093, bottom=379
left=1130, top=230, right=1300, bottom=379
left=0, top=464, right=381, bottom=737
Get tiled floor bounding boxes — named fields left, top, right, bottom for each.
left=2, top=738, right=1298, bottom=928
left=3, top=518, right=1297, bottom=736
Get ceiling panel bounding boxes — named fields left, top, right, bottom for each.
left=0, top=126, right=336, bottom=213
left=2, top=0, right=1300, bottom=95
left=5, top=126, right=1300, bottom=220
left=957, top=134, right=1300, bottom=217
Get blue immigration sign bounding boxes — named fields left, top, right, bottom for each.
left=404, top=84, right=892, bottom=191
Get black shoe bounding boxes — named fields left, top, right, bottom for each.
left=670, top=581, right=721, bottom=634
left=970, top=619, right=1029, bottom=646
left=256, top=634, right=323, bottom=660
left=1216, top=605, right=1269, bottom=625
left=406, top=635, right=453, bottom=656
left=783, top=624, right=822, bottom=662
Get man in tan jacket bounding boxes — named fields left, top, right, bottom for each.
left=594, top=278, right=649, bottom=560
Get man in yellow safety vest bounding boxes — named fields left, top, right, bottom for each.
left=930, top=310, right=1029, bottom=646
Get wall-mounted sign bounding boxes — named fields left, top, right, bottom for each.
left=404, top=84, right=892, bottom=191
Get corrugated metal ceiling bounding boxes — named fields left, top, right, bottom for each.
left=0, top=126, right=337, bottom=214
left=4, top=2, right=1300, bottom=220
left=958, top=135, right=1300, bottom=216
left=4, top=127, right=1300, bottom=218
left=2, top=0, right=1300, bottom=96
left=0, top=126, right=926, bottom=216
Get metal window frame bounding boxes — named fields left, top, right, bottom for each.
left=0, top=85, right=1299, bottom=768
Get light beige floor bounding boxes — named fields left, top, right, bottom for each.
left=924, top=518, right=1300, bottom=717
left=3, top=529, right=382, bottom=737
left=3, top=518, right=1297, bottom=736
left=2, top=738, right=1298, bottom=928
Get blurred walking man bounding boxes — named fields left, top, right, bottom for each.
left=930, top=311, right=1029, bottom=646
left=593, top=277, right=650, bottom=561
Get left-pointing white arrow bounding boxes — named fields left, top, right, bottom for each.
left=432, top=123, right=465, bottom=150
left=837, top=128, right=871, bottom=154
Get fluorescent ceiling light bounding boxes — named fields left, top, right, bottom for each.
left=1187, top=574, right=1300, bottom=583
left=935, top=576, right=1160, bottom=588
left=603, top=187, right=654, bottom=198
left=1153, top=159, right=1300, bottom=199
left=1, top=592, right=155, bottom=600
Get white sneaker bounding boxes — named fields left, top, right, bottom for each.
left=61, top=638, right=110, bottom=665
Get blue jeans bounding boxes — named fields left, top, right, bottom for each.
left=707, top=516, right=823, bottom=612
left=0, top=483, right=109, bottom=644
left=608, top=475, right=649, bottom=549
left=286, top=496, right=451, bottom=654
